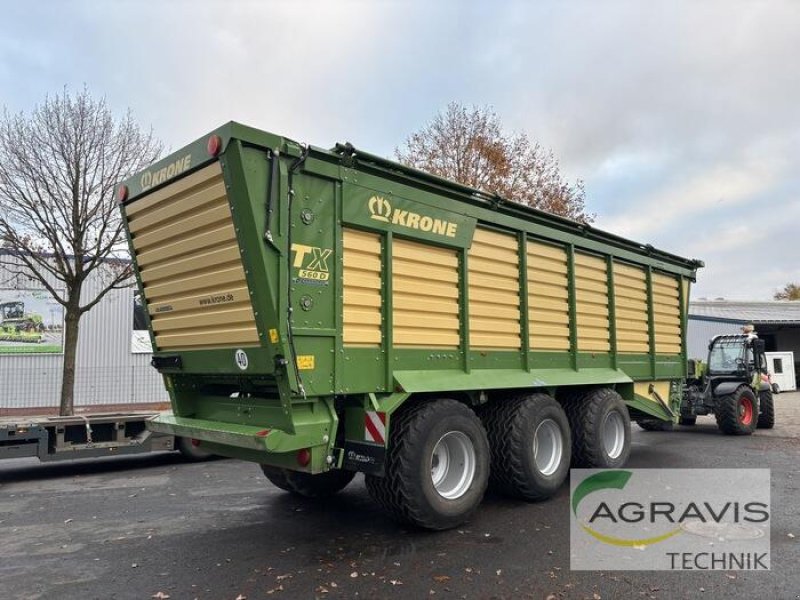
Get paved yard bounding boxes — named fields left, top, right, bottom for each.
left=1, top=393, right=798, bottom=599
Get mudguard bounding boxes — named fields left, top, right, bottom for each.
left=713, top=381, right=746, bottom=397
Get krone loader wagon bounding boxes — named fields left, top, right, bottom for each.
left=117, top=123, right=702, bottom=530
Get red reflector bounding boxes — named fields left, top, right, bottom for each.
left=190, top=438, right=201, bottom=448
left=117, top=185, right=129, bottom=203
left=207, top=134, right=222, bottom=157
left=255, top=429, right=271, bottom=438
left=297, top=448, right=311, bottom=467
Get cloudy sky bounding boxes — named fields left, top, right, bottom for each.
left=2, top=0, right=798, bottom=300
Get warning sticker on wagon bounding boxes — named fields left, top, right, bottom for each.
left=296, top=355, right=315, bottom=370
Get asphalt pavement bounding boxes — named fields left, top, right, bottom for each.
left=1, top=394, right=799, bottom=600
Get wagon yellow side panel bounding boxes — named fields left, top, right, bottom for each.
left=652, top=272, right=682, bottom=354
left=342, top=228, right=383, bottom=347
left=126, top=162, right=259, bottom=350
left=468, top=228, right=521, bottom=349
left=526, top=240, right=570, bottom=351
left=614, top=262, right=650, bottom=353
left=634, top=381, right=671, bottom=403
left=575, top=252, right=610, bottom=353
left=392, top=238, right=460, bottom=348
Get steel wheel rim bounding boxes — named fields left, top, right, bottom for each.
left=603, top=411, right=625, bottom=459
left=533, top=418, right=563, bottom=476
left=430, top=431, right=476, bottom=500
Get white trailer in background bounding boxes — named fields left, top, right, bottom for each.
left=765, top=351, right=796, bottom=392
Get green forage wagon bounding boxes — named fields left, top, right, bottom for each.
left=117, top=123, right=701, bottom=529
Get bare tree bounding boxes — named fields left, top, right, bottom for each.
left=396, top=102, right=593, bottom=223
left=0, top=88, right=162, bottom=416
left=774, top=283, right=800, bottom=301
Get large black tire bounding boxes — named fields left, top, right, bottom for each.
left=176, top=437, right=214, bottom=461
left=679, top=415, right=697, bottom=426
left=637, top=419, right=674, bottom=432
left=757, top=389, right=775, bottom=429
left=562, top=388, right=631, bottom=468
left=481, top=393, right=571, bottom=501
left=365, top=399, right=489, bottom=530
left=715, top=386, right=758, bottom=435
left=260, top=466, right=355, bottom=498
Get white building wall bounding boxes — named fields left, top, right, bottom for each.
left=0, top=254, right=167, bottom=411
left=687, top=317, right=745, bottom=361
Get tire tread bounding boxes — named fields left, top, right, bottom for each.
left=481, top=393, right=569, bottom=501
left=365, top=399, right=488, bottom=530
left=715, top=386, right=758, bottom=435
left=261, top=466, right=355, bottom=498
left=757, top=389, right=775, bottom=429
left=560, top=388, right=631, bottom=468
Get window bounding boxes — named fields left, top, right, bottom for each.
left=708, top=341, right=747, bottom=375
left=774, top=358, right=784, bottom=374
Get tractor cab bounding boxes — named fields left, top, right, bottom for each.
left=706, top=333, right=768, bottom=392
left=0, top=301, right=25, bottom=322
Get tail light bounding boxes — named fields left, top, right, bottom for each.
left=207, top=134, right=222, bottom=157
left=297, top=448, right=311, bottom=467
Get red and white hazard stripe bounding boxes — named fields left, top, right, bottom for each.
left=364, top=411, right=386, bottom=445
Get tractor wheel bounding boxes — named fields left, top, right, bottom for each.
left=772, top=383, right=781, bottom=395
left=679, top=415, right=697, bottom=426
left=365, top=399, right=489, bottom=530
left=637, top=419, right=674, bottom=432
left=715, top=386, right=758, bottom=435
left=260, top=466, right=355, bottom=498
left=176, top=437, right=214, bottom=461
left=757, top=389, right=775, bottom=429
left=562, top=388, right=631, bottom=468
left=481, top=393, right=571, bottom=501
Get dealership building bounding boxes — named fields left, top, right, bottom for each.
left=688, top=300, right=799, bottom=391
left=0, top=251, right=166, bottom=415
